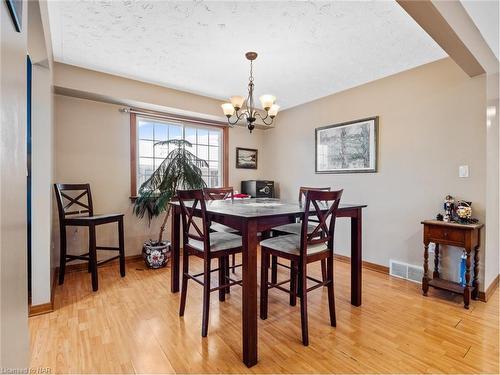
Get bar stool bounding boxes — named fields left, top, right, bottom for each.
left=54, top=183, right=125, bottom=291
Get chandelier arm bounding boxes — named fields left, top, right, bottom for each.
left=227, top=110, right=249, bottom=126
left=255, top=111, right=274, bottom=126
left=256, top=111, right=269, bottom=121
left=235, top=110, right=248, bottom=121
left=261, top=116, right=274, bottom=126
left=226, top=117, right=239, bottom=126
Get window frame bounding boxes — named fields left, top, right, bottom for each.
left=130, top=112, right=229, bottom=199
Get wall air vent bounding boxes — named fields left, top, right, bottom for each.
left=390, top=259, right=423, bottom=284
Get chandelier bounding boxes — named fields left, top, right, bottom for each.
left=221, top=52, right=279, bottom=133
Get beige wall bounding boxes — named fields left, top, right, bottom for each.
left=53, top=62, right=225, bottom=119
left=430, top=0, right=500, bottom=294
left=31, top=64, right=54, bottom=305
left=54, top=58, right=490, bottom=289
left=485, top=71, right=500, bottom=288
left=262, top=58, right=488, bottom=287
left=28, top=0, right=55, bottom=307
left=0, top=0, right=29, bottom=368
left=400, top=0, right=500, bottom=294
left=53, top=95, right=266, bottom=264
left=54, top=62, right=270, bottom=131
left=229, top=127, right=267, bottom=191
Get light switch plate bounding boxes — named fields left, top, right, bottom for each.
left=459, top=165, right=469, bottom=178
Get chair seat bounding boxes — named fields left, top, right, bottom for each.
left=210, top=222, right=239, bottom=233
left=260, top=234, right=328, bottom=256
left=65, top=213, right=124, bottom=225
left=188, top=232, right=242, bottom=253
left=272, top=222, right=318, bottom=235
left=69, top=213, right=124, bottom=220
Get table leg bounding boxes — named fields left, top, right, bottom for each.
left=464, top=248, right=472, bottom=309
left=422, top=241, right=430, bottom=296
left=89, top=223, right=98, bottom=292
left=241, top=218, right=258, bottom=367
left=472, top=246, right=480, bottom=300
left=170, top=207, right=181, bottom=293
left=350, top=209, right=362, bottom=306
left=433, top=243, right=440, bottom=279
left=118, top=217, right=125, bottom=277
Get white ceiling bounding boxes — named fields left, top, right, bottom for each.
left=461, top=0, right=499, bottom=61
left=47, top=0, right=446, bottom=109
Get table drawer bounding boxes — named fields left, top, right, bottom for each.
left=428, top=226, right=465, bottom=244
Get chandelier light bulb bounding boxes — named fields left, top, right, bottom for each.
left=259, top=95, right=276, bottom=111
left=230, top=96, right=245, bottom=111
left=268, top=104, right=280, bottom=118
left=221, top=103, right=235, bottom=117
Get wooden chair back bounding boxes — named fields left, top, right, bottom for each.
left=300, top=189, right=343, bottom=257
left=298, top=186, right=331, bottom=222
left=54, top=184, right=94, bottom=222
left=299, top=186, right=330, bottom=204
left=177, top=189, right=211, bottom=255
left=203, top=187, right=234, bottom=201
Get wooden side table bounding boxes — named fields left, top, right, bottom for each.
left=421, top=220, right=484, bottom=309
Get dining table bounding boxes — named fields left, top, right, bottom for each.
left=169, top=198, right=367, bottom=367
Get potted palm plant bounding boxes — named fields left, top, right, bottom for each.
left=134, top=139, right=208, bottom=268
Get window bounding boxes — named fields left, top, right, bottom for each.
left=130, top=114, right=228, bottom=197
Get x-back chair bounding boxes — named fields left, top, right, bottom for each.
left=272, top=186, right=331, bottom=284
left=178, top=189, right=243, bottom=337
left=54, top=183, right=125, bottom=291
left=260, top=189, right=343, bottom=345
left=203, top=187, right=241, bottom=273
left=203, top=187, right=234, bottom=201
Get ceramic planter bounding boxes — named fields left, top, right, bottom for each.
left=142, top=240, right=171, bottom=269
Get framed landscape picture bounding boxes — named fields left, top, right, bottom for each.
left=315, top=116, right=378, bottom=174
left=236, top=147, right=258, bottom=169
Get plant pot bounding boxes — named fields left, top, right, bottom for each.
left=142, top=240, right=171, bottom=269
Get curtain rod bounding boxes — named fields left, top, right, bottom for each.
left=120, top=107, right=228, bottom=128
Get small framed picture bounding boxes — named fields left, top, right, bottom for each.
left=315, top=116, right=378, bottom=174
left=236, top=147, right=258, bottom=169
left=6, top=0, right=23, bottom=32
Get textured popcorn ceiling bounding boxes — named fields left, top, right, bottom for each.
left=47, top=0, right=446, bottom=109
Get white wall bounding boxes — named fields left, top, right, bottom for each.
left=0, top=0, right=29, bottom=368
left=262, top=58, right=488, bottom=288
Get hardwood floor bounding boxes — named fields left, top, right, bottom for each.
left=29, top=255, right=499, bottom=374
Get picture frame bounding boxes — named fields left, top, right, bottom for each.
left=6, top=0, right=23, bottom=32
left=315, top=116, right=378, bottom=174
left=236, top=147, right=258, bottom=169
